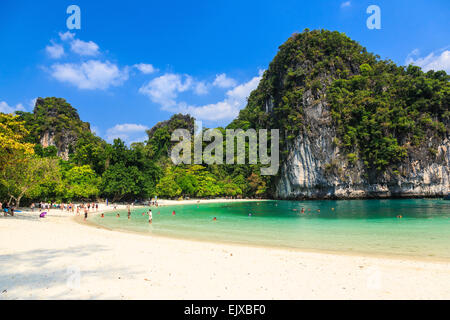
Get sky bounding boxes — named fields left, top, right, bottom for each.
left=0, top=0, right=449, bottom=144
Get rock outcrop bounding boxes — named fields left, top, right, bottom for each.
left=275, top=94, right=450, bottom=199
left=33, top=97, right=91, bottom=160
left=233, top=29, right=450, bottom=199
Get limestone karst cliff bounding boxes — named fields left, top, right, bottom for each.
left=17, top=97, right=92, bottom=160
left=231, top=29, right=449, bottom=198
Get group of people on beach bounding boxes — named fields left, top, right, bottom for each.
left=1, top=202, right=15, bottom=216
left=77, top=203, right=99, bottom=220
left=27, top=202, right=99, bottom=213
left=1, top=200, right=102, bottom=218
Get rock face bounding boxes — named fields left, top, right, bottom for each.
left=275, top=94, right=450, bottom=199
left=39, top=130, right=76, bottom=161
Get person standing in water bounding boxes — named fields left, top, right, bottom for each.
left=148, top=209, right=153, bottom=224
left=127, top=204, right=131, bottom=219
left=84, top=207, right=88, bottom=220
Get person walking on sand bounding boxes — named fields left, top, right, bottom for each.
left=148, top=209, right=153, bottom=224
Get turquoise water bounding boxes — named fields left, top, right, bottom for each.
left=92, top=199, right=450, bottom=260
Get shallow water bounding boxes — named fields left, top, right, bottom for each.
left=92, top=199, right=450, bottom=259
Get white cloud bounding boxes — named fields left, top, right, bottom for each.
left=70, top=39, right=100, bottom=56
left=226, top=73, right=262, bottom=102
left=49, top=60, right=129, bottom=90
left=194, top=81, right=209, bottom=95
left=28, top=98, right=37, bottom=109
left=0, top=101, right=26, bottom=114
left=46, top=42, right=65, bottom=59
left=139, top=73, right=193, bottom=107
left=59, top=31, right=75, bottom=41
left=90, top=126, right=100, bottom=136
left=106, top=123, right=149, bottom=144
left=213, top=73, right=237, bottom=88
left=139, top=70, right=263, bottom=122
left=406, top=48, right=450, bottom=73
left=134, top=63, right=157, bottom=74
left=165, top=72, right=263, bottom=121
left=340, top=1, right=351, bottom=8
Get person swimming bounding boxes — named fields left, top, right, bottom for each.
left=213, top=217, right=217, bottom=221
left=301, top=208, right=305, bottom=213
left=116, top=213, right=120, bottom=218
left=172, top=210, right=176, bottom=216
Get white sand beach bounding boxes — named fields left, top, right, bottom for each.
left=0, top=199, right=449, bottom=300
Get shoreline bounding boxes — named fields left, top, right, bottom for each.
left=80, top=209, right=450, bottom=265
left=82, top=198, right=450, bottom=264
left=1, top=198, right=449, bottom=299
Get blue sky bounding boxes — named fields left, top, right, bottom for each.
left=0, top=0, right=449, bottom=144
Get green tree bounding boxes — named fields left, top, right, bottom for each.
left=101, top=164, right=144, bottom=201
left=0, top=114, right=35, bottom=172
left=63, top=165, right=100, bottom=200
left=0, top=155, right=60, bottom=207
left=156, top=167, right=182, bottom=198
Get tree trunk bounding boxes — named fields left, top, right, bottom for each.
left=16, top=195, right=23, bottom=209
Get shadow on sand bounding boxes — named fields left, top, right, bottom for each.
left=0, top=244, right=139, bottom=299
